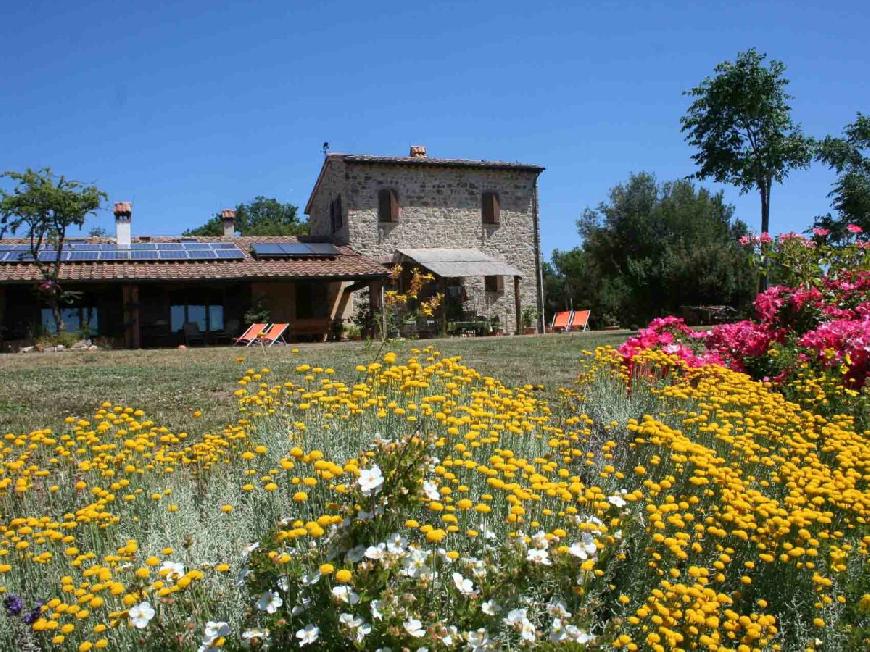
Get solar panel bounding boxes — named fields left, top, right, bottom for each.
left=307, top=243, right=340, bottom=255
left=0, top=242, right=246, bottom=262
left=251, top=243, right=285, bottom=257
left=159, top=250, right=188, bottom=260
left=215, top=249, right=245, bottom=259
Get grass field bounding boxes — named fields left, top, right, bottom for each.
left=0, top=331, right=631, bottom=434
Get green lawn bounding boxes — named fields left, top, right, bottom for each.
left=0, top=331, right=631, bottom=435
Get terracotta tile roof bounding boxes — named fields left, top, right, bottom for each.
left=0, top=236, right=387, bottom=284
left=305, top=153, right=544, bottom=214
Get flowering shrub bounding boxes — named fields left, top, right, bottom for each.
left=1, top=347, right=868, bottom=651
left=622, top=226, right=870, bottom=421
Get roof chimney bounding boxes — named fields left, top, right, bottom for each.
left=114, top=201, right=132, bottom=247
left=220, top=209, right=236, bottom=237
left=409, top=145, right=427, bottom=158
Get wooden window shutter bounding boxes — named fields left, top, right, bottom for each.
left=378, top=189, right=399, bottom=222
left=482, top=191, right=500, bottom=225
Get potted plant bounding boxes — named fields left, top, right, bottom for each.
left=521, top=307, right=538, bottom=335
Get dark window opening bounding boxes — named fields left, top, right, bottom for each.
left=482, top=191, right=500, bottom=225
left=41, top=306, right=99, bottom=335
left=330, top=195, right=343, bottom=232
left=296, top=282, right=329, bottom=320
left=484, top=275, right=503, bottom=293
left=169, top=289, right=225, bottom=333
left=378, top=188, right=399, bottom=222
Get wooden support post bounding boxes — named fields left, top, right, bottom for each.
left=514, top=276, right=521, bottom=335
left=368, top=279, right=384, bottom=340
left=122, top=284, right=141, bottom=348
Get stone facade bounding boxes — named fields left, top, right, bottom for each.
left=306, top=153, right=544, bottom=334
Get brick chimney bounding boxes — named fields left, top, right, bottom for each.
left=114, top=201, right=132, bottom=247
left=409, top=145, right=427, bottom=158
left=220, top=209, right=236, bottom=237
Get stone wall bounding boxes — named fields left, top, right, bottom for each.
left=307, top=157, right=350, bottom=244
left=308, top=160, right=542, bottom=334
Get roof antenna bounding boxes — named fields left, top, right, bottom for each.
left=322, top=141, right=330, bottom=157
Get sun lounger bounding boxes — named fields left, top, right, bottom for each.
left=259, top=323, right=289, bottom=347
left=234, top=323, right=268, bottom=346
left=573, top=309, right=591, bottom=332
left=551, top=311, right=574, bottom=332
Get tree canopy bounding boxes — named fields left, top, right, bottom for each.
left=681, top=48, right=812, bottom=236
left=0, top=168, right=106, bottom=332
left=545, top=173, right=755, bottom=329
left=814, top=113, right=870, bottom=239
left=184, top=196, right=306, bottom=236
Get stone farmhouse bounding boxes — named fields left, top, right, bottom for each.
left=306, top=146, right=545, bottom=334
left=0, top=147, right=544, bottom=348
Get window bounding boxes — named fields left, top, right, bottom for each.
left=378, top=188, right=399, bottom=222
left=169, top=290, right=225, bottom=333
left=484, top=276, right=503, bottom=293
left=482, top=191, right=500, bottom=225
left=296, top=282, right=329, bottom=319
left=41, top=307, right=99, bottom=335
left=330, top=195, right=343, bottom=232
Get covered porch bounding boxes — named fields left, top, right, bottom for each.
left=394, top=248, right=525, bottom=335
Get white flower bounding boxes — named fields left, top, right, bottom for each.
left=386, top=533, right=408, bottom=553
left=504, top=608, right=528, bottom=626
left=565, top=626, right=593, bottom=644
left=301, top=571, right=320, bottom=585
left=346, top=545, right=367, bottom=563
left=203, top=621, right=230, bottom=644
left=520, top=621, right=537, bottom=642
left=332, top=585, right=360, bottom=604
left=160, top=560, right=185, bottom=580
left=256, top=590, right=283, bottom=614
left=423, top=480, right=440, bottom=500
left=128, top=601, right=155, bottom=629
left=291, top=596, right=311, bottom=616
left=569, top=532, right=597, bottom=560
left=531, top=530, right=550, bottom=549
left=608, top=490, right=627, bottom=508
left=339, top=613, right=363, bottom=629
left=365, top=544, right=386, bottom=560
left=358, top=465, right=384, bottom=496
left=370, top=599, right=384, bottom=620
left=277, top=575, right=290, bottom=592
left=452, top=572, right=475, bottom=596
left=242, top=628, right=269, bottom=641
left=242, top=542, right=259, bottom=556
left=526, top=548, right=552, bottom=565
left=356, top=623, right=372, bottom=642
left=481, top=600, right=498, bottom=615
left=404, top=618, right=426, bottom=637
left=547, top=600, right=571, bottom=618
left=466, top=628, right=490, bottom=651
left=296, top=624, right=320, bottom=646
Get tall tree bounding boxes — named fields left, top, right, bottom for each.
left=0, top=168, right=106, bottom=332
left=547, top=173, right=754, bottom=328
left=185, top=196, right=306, bottom=236
left=681, top=49, right=812, bottom=237
left=814, top=113, right=870, bottom=239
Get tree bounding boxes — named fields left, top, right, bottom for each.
left=547, top=173, right=754, bottom=328
left=0, top=168, right=106, bottom=332
left=681, top=49, right=812, bottom=237
left=184, top=196, right=307, bottom=236
left=814, top=113, right=870, bottom=239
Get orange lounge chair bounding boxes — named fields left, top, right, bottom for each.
left=573, top=309, right=591, bottom=332
left=551, top=310, right=574, bottom=332
left=259, top=323, right=289, bottom=347
left=234, top=323, right=268, bottom=346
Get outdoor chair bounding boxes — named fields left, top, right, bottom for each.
left=551, top=310, right=575, bottom=332
left=573, top=309, right=591, bottom=332
left=259, top=323, right=289, bottom=347
left=234, top=323, right=269, bottom=346
left=183, top=322, right=206, bottom=346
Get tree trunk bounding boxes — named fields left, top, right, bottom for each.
left=51, top=299, right=64, bottom=335
left=759, top=183, right=771, bottom=291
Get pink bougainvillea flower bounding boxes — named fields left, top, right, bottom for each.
left=758, top=232, right=773, bottom=244
left=812, top=227, right=830, bottom=237
left=846, top=224, right=863, bottom=234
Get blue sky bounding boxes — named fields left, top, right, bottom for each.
left=1, top=1, right=866, bottom=259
